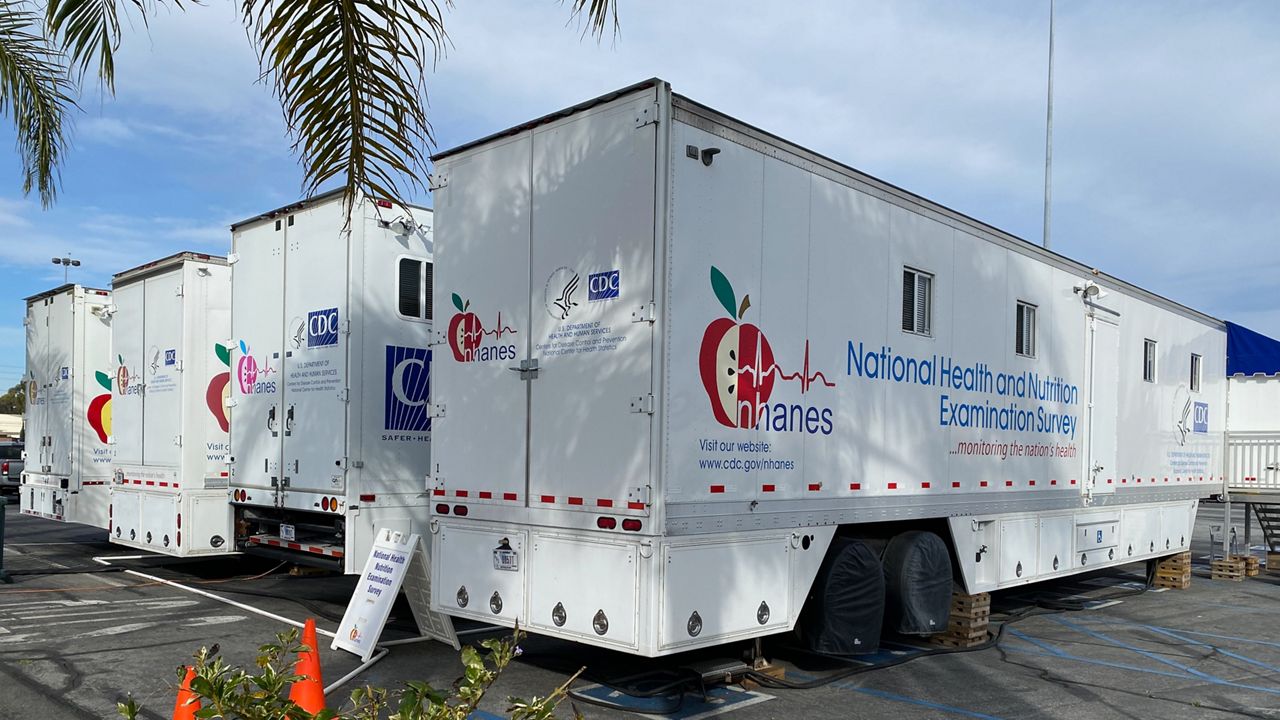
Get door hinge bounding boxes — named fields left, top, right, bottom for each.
left=509, top=358, right=540, bottom=381
left=226, top=252, right=240, bottom=265
left=629, top=394, right=655, bottom=415
left=428, top=173, right=448, bottom=191
left=631, top=302, right=657, bottom=324
left=337, top=388, right=350, bottom=402
left=340, top=319, right=351, bottom=335
left=634, top=102, right=659, bottom=129
left=174, top=284, right=184, bottom=297
left=173, top=435, right=182, bottom=447
left=225, top=398, right=239, bottom=408
left=628, top=485, right=651, bottom=506
left=429, top=402, right=446, bottom=418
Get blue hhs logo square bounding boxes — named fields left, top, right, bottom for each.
left=1193, top=402, right=1209, bottom=434
left=308, top=308, right=339, bottom=348
left=588, top=269, right=620, bottom=301
left=385, top=345, right=431, bottom=432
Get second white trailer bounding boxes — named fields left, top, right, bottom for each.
left=21, top=284, right=114, bottom=527
left=108, top=252, right=235, bottom=556
left=228, top=191, right=435, bottom=571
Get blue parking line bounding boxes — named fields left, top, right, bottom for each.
left=1135, top=624, right=1280, bottom=675
left=1085, top=616, right=1280, bottom=651
left=787, top=671, right=1008, bottom=719
left=1051, top=615, right=1230, bottom=684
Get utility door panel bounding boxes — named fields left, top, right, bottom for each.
left=526, top=98, right=656, bottom=513
left=1085, top=316, right=1119, bottom=496
left=46, top=293, right=75, bottom=477
left=111, top=282, right=146, bottom=466
left=280, top=201, right=350, bottom=497
left=432, top=135, right=532, bottom=502
left=230, top=227, right=286, bottom=495
left=142, top=271, right=185, bottom=466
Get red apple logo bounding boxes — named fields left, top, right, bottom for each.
left=448, top=293, right=482, bottom=362
left=88, top=370, right=113, bottom=443
left=699, top=267, right=776, bottom=429
left=206, top=343, right=231, bottom=432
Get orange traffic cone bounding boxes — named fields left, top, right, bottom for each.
left=173, top=666, right=201, bottom=720
left=288, top=618, right=327, bottom=714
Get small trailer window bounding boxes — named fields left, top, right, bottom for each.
left=397, top=258, right=433, bottom=321
left=901, top=267, right=933, bottom=336
left=1143, top=339, right=1157, bottom=382
left=1190, top=353, right=1202, bottom=392
left=1015, top=302, right=1037, bottom=358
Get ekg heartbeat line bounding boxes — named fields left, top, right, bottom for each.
left=463, top=312, right=518, bottom=344
left=739, top=341, right=835, bottom=394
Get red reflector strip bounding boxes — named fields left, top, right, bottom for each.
left=1005, top=480, right=1013, bottom=487
left=504, top=492, right=518, bottom=501
left=921, top=482, right=931, bottom=489
left=807, top=483, right=821, bottom=492
left=145, top=481, right=155, bottom=486
left=433, top=489, right=445, bottom=496
left=1029, top=480, right=1036, bottom=487
left=220, top=471, right=228, bottom=477
left=951, top=481, right=960, bottom=488
left=596, top=498, right=614, bottom=508
left=455, top=490, right=468, bottom=498
left=710, top=485, right=725, bottom=493
left=1071, top=479, right=1077, bottom=485
left=360, top=493, right=375, bottom=502
left=980, top=481, right=989, bottom=488
left=375, top=199, right=393, bottom=208
left=1050, top=480, right=1058, bottom=486
left=850, top=482, right=861, bottom=490
left=627, top=501, right=645, bottom=510
left=887, top=482, right=898, bottom=490
left=1107, top=478, right=1113, bottom=484
left=568, top=497, right=584, bottom=506
left=479, top=491, right=493, bottom=499
left=540, top=495, right=555, bottom=503
left=762, top=484, right=775, bottom=492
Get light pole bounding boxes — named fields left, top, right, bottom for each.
left=1042, top=0, right=1056, bottom=251
left=51, top=255, right=81, bottom=283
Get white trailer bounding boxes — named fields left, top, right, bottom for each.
left=21, top=284, right=115, bottom=527
left=108, top=252, right=235, bottom=556
left=428, top=80, right=1227, bottom=656
left=228, top=190, right=435, bottom=572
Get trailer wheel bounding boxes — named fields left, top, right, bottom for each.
left=881, top=530, right=953, bottom=635
left=799, top=537, right=884, bottom=655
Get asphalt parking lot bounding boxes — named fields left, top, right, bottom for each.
left=2, top=500, right=1278, bottom=720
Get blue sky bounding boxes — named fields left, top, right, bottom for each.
left=1, top=0, right=1277, bottom=390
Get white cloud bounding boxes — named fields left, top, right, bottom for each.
left=78, top=117, right=136, bottom=145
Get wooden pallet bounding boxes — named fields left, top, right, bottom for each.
left=929, top=592, right=992, bottom=648
left=1231, top=554, right=1261, bottom=577
left=1211, top=557, right=1246, bottom=581
left=1268, top=552, right=1280, bottom=576
left=1154, top=551, right=1192, bottom=589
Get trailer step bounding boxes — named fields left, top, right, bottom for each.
left=1250, top=504, right=1280, bottom=553
left=246, top=534, right=344, bottom=560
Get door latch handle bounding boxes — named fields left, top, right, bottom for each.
left=509, top=358, right=539, bottom=380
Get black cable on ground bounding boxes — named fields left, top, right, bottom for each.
left=568, top=570, right=1157, bottom=711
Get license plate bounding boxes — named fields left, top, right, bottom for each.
left=493, top=548, right=519, bottom=571
left=279, top=523, right=296, bottom=542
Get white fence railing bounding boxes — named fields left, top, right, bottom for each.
left=1227, top=432, right=1280, bottom=493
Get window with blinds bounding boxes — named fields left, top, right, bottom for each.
left=901, top=267, right=933, bottom=336
left=397, top=258, right=433, bottom=321
left=1190, top=353, right=1201, bottom=392
left=1015, top=301, right=1037, bottom=357
left=1143, top=339, right=1157, bottom=383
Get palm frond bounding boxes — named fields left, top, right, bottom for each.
left=0, top=0, right=75, bottom=207
left=243, top=0, right=447, bottom=218
left=566, top=0, right=618, bottom=39
left=44, top=0, right=168, bottom=92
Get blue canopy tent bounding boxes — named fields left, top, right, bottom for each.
left=1226, top=322, right=1280, bottom=377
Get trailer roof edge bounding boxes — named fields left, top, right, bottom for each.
left=24, top=283, right=110, bottom=303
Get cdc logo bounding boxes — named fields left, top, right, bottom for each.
left=588, top=269, right=620, bottom=302
left=308, top=308, right=339, bottom=348
left=1193, top=402, right=1209, bottom=434
left=385, top=345, right=430, bottom=432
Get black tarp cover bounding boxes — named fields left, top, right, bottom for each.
left=800, top=537, right=885, bottom=655
left=881, top=531, right=954, bottom=635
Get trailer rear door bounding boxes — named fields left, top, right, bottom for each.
left=141, top=271, right=185, bottom=465
left=280, top=200, right=350, bottom=499
left=25, top=300, right=48, bottom=471
left=1085, top=315, right=1119, bottom=496
left=112, top=282, right=145, bottom=466
left=46, top=292, right=74, bottom=478
left=525, top=100, right=657, bottom=513
left=230, top=225, right=285, bottom=500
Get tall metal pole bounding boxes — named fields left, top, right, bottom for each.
left=1042, top=0, right=1056, bottom=250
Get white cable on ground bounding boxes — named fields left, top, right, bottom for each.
left=90, top=553, right=464, bottom=694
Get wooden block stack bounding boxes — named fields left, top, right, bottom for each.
left=1267, top=552, right=1280, bottom=576
left=1154, top=551, right=1191, bottom=590
left=930, top=591, right=991, bottom=649
left=1211, top=556, right=1246, bottom=582
left=1232, top=554, right=1261, bottom=577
